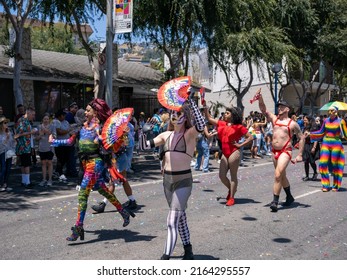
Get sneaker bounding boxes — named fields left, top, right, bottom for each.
left=59, top=174, right=68, bottom=182
left=0, top=186, right=6, bottom=192
left=217, top=159, right=221, bottom=164
left=75, top=185, right=81, bottom=191
left=47, top=180, right=53, bottom=187
left=311, top=173, right=318, bottom=181
left=124, top=199, right=138, bottom=210
left=190, top=160, right=196, bottom=167
left=39, top=180, right=47, bottom=187
left=226, top=197, right=235, bottom=206
left=91, top=202, right=106, bottom=213
left=270, top=201, right=278, bottom=212
left=302, top=176, right=309, bottom=181
left=282, top=195, right=295, bottom=206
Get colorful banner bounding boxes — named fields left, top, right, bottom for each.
left=114, top=0, right=133, bottom=34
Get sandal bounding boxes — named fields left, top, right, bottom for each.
left=321, top=187, right=330, bottom=192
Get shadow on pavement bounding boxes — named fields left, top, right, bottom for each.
left=67, top=229, right=157, bottom=245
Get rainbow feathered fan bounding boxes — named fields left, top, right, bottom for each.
left=102, top=107, right=133, bottom=151
left=157, top=76, right=191, bottom=111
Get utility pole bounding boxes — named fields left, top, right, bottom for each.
left=105, top=0, right=113, bottom=108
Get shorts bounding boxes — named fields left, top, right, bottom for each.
left=116, top=152, right=127, bottom=172
left=39, top=151, right=54, bottom=161
left=20, top=153, right=32, bottom=167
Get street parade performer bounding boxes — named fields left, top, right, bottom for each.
left=49, top=98, right=135, bottom=241
left=256, top=89, right=304, bottom=212
left=139, top=89, right=205, bottom=260
left=310, top=105, right=347, bottom=192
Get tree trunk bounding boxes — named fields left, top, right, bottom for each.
left=13, top=28, right=24, bottom=107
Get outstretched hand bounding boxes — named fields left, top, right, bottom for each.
left=250, top=88, right=262, bottom=104
left=142, top=119, right=157, bottom=133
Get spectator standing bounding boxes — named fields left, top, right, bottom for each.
left=150, top=108, right=163, bottom=153
left=65, top=102, right=78, bottom=124
left=302, top=115, right=320, bottom=181
left=65, top=102, right=79, bottom=178
left=37, top=113, right=55, bottom=187
left=15, top=107, right=37, bottom=189
left=194, top=109, right=217, bottom=172
left=14, top=104, right=25, bottom=125
left=52, top=109, right=70, bottom=183
left=264, top=118, right=273, bottom=155
left=0, top=116, right=16, bottom=192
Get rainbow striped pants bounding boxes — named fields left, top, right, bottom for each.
left=319, top=137, right=345, bottom=190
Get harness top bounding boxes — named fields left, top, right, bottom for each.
left=272, top=117, right=293, bottom=160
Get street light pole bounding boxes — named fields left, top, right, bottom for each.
left=105, top=0, right=113, bottom=108
left=272, top=63, right=282, bottom=115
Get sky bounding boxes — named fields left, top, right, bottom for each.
left=89, top=16, right=107, bottom=41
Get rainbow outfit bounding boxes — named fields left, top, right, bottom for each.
left=52, top=122, right=124, bottom=226
left=310, top=117, right=347, bottom=190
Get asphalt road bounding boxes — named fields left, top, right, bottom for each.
left=1, top=150, right=347, bottom=260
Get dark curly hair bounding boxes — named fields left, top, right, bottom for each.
left=225, top=107, right=243, bottom=124
left=88, top=98, right=112, bottom=123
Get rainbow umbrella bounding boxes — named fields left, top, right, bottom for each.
left=102, top=107, right=133, bottom=151
left=319, top=101, right=347, bottom=111
left=157, top=76, right=191, bottom=111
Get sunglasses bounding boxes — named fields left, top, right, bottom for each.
left=328, top=109, right=336, bottom=113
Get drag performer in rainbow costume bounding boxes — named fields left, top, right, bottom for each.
left=310, top=105, right=347, bottom=192
left=50, top=99, right=135, bottom=241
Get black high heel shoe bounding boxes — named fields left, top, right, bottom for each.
left=119, top=208, right=136, bottom=227
left=66, top=225, right=84, bottom=241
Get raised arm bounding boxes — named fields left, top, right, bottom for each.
left=138, top=120, right=166, bottom=150
left=257, top=89, right=275, bottom=122
left=204, top=107, right=218, bottom=126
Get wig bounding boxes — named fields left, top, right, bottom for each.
left=88, top=98, right=112, bottom=123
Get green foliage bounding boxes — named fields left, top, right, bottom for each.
left=31, top=23, right=75, bottom=53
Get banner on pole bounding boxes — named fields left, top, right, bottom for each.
left=114, top=0, right=133, bottom=34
